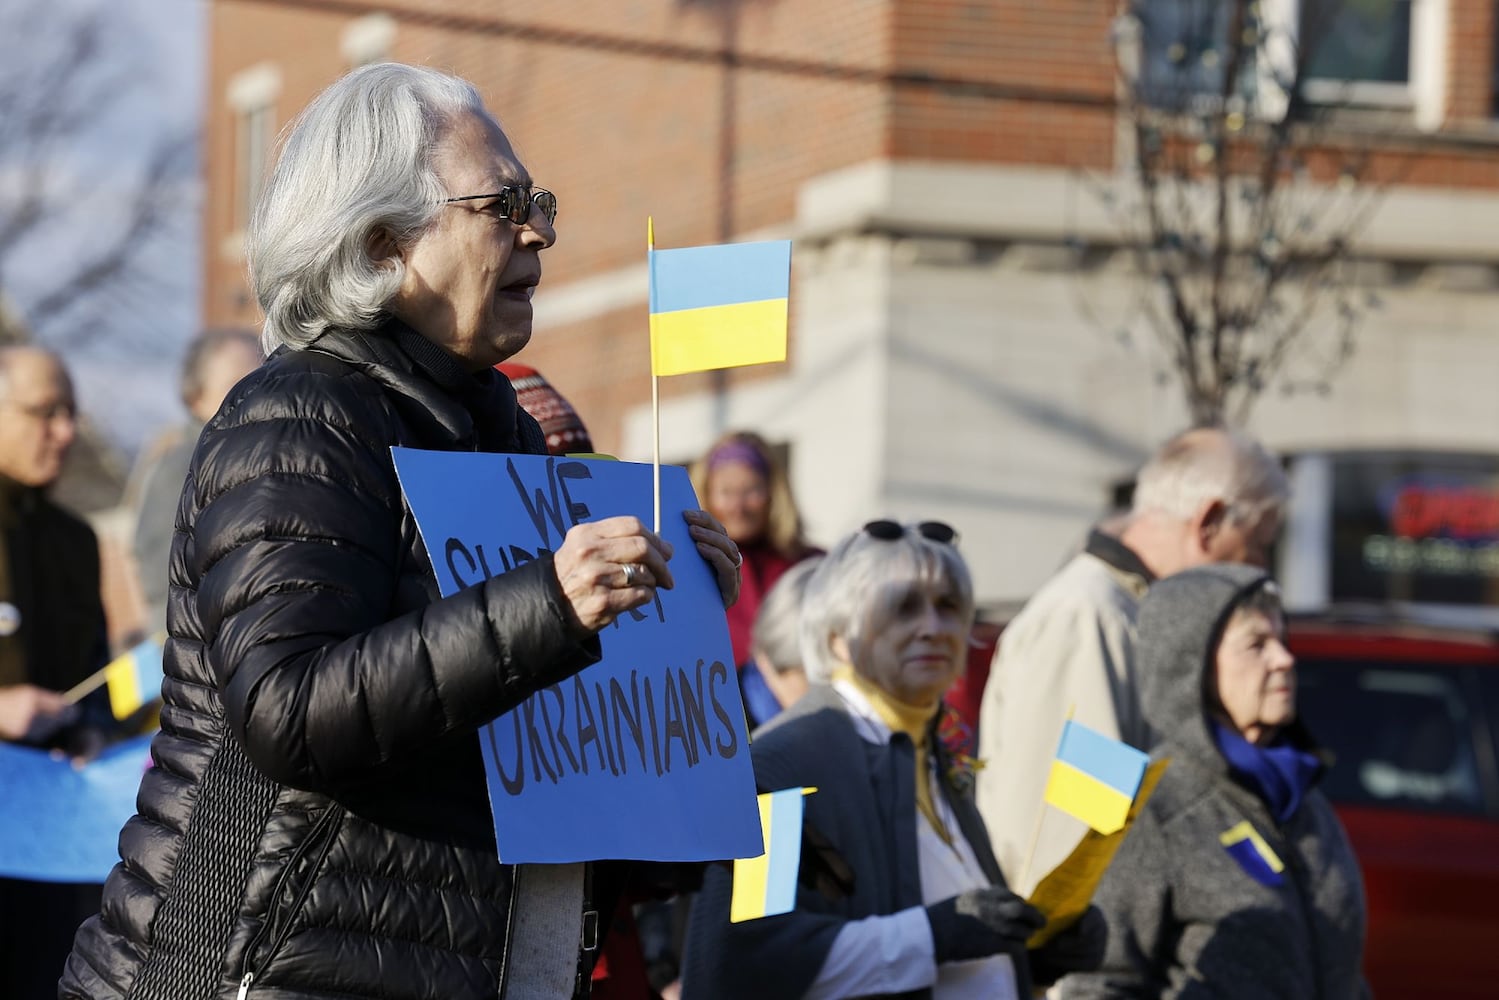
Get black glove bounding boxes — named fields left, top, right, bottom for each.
left=925, top=886, right=1046, bottom=964
left=1030, top=905, right=1108, bottom=984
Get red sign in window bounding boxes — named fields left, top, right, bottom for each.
left=1389, top=485, right=1499, bottom=542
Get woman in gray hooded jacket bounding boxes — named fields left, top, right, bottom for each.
left=1060, top=564, right=1368, bottom=999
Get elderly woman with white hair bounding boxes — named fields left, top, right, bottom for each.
left=61, top=63, right=740, bottom=1000
left=682, top=521, right=1105, bottom=999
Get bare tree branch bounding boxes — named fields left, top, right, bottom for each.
left=1083, top=0, right=1398, bottom=424
left=25, top=131, right=193, bottom=328
left=0, top=0, right=193, bottom=349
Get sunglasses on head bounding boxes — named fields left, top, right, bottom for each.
left=444, top=183, right=558, bottom=225
left=862, top=519, right=959, bottom=546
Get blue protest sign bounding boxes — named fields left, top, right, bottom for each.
left=391, top=448, right=762, bottom=863
left=0, top=735, right=153, bottom=882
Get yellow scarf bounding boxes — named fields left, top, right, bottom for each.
left=834, top=666, right=953, bottom=846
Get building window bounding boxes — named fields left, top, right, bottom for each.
left=1132, top=0, right=1447, bottom=128
left=1491, top=0, right=1499, bottom=116
left=341, top=13, right=397, bottom=68
left=234, top=103, right=273, bottom=229
left=1134, top=0, right=1261, bottom=113
left=1299, top=0, right=1414, bottom=106
left=226, top=63, right=282, bottom=237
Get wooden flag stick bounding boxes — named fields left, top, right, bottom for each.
left=61, top=664, right=110, bottom=705
left=1016, top=794, right=1049, bottom=896
left=648, top=216, right=662, bottom=533
left=652, top=376, right=662, bottom=534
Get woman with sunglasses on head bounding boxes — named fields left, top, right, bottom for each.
left=682, top=521, right=1105, bottom=999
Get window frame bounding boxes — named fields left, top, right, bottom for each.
left=1129, top=0, right=1448, bottom=130
left=225, top=63, right=281, bottom=245
left=1263, top=0, right=1448, bottom=128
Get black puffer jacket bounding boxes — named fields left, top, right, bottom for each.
left=61, top=325, right=601, bottom=1000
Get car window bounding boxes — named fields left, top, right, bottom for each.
left=1480, top=669, right=1499, bottom=793
left=1297, top=660, right=1489, bottom=816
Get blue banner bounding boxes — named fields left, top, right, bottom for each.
left=0, top=735, right=153, bottom=883
left=392, top=449, right=762, bottom=863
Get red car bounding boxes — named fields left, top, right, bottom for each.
left=1290, top=615, right=1499, bottom=998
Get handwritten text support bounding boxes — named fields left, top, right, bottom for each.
left=392, top=449, right=761, bottom=863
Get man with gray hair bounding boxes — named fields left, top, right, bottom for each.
left=129, top=327, right=262, bottom=632
left=0, top=345, right=113, bottom=1000
left=976, top=427, right=1288, bottom=892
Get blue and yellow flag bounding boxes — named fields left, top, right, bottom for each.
left=1219, top=820, right=1285, bottom=887
left=1043, top=720, right=1149, bottom=835
left=104, top=638, right=164, bottom=720
left=648, top=238, right=792, bottom=377
left=731, top=786, right=814, bottom=923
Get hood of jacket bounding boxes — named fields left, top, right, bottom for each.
left=1137, top=562, right=1277, bottom=766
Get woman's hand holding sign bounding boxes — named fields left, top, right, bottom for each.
left=684, top=509, right=742, bottom=610
left=554, top=516, right=675, bottom=631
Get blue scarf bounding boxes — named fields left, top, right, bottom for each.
left=1211, top=719, right=1323, bottom=824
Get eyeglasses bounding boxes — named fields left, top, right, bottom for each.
left=444, top=184, right=558, bottom=225
left=862, top=520, right=959, bottom=546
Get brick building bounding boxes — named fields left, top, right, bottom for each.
left=203, top=0, right=1499, bottom=602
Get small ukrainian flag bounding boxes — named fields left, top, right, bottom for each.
left=1219, top=820, right=1285, bottom=887
left=1043, top=720, right=1149, bottom=835
left=648, top=238, right=792, bottom=377
left=730, top=787, right=813, bottom=923
left=104, top=638, right=165, bottom=720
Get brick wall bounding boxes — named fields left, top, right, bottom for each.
left=204, top=1, right=349, bottom=325
left=1448, top=0, right=1496, bottom=122
left=205, top=0, right=896, bottom=328
left=203, top=0, right=1499, bottom=452
left=889, top=0, right=1117, bottom=166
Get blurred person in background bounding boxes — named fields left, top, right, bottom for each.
left=1059, top=566, right=1367, bottom=999
left=683, top=520, right=1103, bottom=999
left=497, top=361, right=596, bottom=456
left=0, top=345, right=113, bottom=1000
left=739, top=555, right=821, bottom=727
left=690, top=431, right=820, bottom=676
left=62, top=63, right=740, bottom=1000
left=130, top=328, right=262, bottom=632
left=977, top=427, right=1289, bottom=890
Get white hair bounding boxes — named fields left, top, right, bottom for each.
left=1132, top=427, right=1289, bottom=525
left=751, top=557, right=823, bottom=675
left=800, top=526, right=975, bottom=684
left=248, top=63, right=486, bottom=351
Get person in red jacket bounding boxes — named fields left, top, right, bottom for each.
left=690, top=431, right=819, bottom=672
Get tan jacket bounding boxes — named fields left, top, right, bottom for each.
left=975, top=535, right=1152, bottom=892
